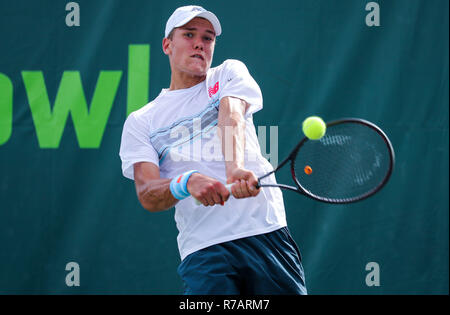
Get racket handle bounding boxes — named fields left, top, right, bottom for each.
left=225, top=183, right=233, bottom=192
left=194, top=183, right=233, bottom=205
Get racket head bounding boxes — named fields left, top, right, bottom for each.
left=290, top=118, right=395, bottom=204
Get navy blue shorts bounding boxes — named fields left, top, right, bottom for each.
left=177, top=227, right=307, bottom=295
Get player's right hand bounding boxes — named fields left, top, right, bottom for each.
left=186, top=173, right=231, bottom=206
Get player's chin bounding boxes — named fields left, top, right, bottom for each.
left=188, top=61, right=210, bottom=75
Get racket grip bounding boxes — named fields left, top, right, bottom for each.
left=225, top=183, right=233, bottom=192
left=194, top=183, right=233, bottom=205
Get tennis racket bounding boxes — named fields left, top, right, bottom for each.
left=195, top=118, right=395, bottom=205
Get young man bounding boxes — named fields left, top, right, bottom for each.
left=119, top=5, right=307, bottom=295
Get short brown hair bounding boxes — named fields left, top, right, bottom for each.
left=167, top=28, right=175, bottom=40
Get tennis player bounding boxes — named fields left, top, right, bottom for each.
left=119, top=5, right=307, bottom=295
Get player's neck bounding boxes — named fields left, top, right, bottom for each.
left=169, top=71, right=206, bottom=91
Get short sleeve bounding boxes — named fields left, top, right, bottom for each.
left=219, top=60, right=263, bottom=116
left=119, top=112, right=159, bottom=180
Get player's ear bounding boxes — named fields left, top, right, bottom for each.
left=162, top=37, right=172, bottom=55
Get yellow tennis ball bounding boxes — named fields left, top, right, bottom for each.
left=302, top=116, right=326, bottom=140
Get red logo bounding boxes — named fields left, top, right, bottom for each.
left=208, top=81, right=219, bottom=97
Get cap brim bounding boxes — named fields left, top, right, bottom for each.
left=174, top=11, right=222, bottom=36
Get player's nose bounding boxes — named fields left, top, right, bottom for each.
left=193, top=38, right=203, bottom=50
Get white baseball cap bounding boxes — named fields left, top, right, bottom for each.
left=165, top=5, right=222, bottom=38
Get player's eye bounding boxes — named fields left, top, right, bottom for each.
left=184, top=32, right=194, bottom=38
left=203, top=36, right=213, bottom=42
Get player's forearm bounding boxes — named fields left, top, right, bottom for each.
left=135, top=178, right=178, bottom=212
left=218, top=97, right=247, bottom=176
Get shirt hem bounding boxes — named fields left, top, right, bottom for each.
left=179, top=224, right=287, bottom=261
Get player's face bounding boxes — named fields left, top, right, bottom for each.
left=164, top=18, right=216, bottom=78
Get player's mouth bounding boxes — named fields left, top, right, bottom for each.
left=191, top=54, right=204, bottom=60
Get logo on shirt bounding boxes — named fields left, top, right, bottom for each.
left=208, top=81, right=219, bottom=97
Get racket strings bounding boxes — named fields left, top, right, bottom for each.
left=293, top=123, right=392, bottom=202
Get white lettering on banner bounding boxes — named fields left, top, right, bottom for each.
left=366, top=2, right=380, bottom=27
left=65, top=2, right=80, bottom=27
left=65, top=262, right=80, bottom=287
left=365, top=261, right=381, bottom=286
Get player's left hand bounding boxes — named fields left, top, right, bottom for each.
left=226, top=168, right=260, bottom=199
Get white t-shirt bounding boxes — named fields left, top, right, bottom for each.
left=119, top=59, right=287, bottom=260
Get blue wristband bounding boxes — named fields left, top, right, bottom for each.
left=170, top=170, right=199, bottom=200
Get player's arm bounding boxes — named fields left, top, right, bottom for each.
left=218, top=96, right=260, bottom=198
left=133, top=162, right=177, bottom=212
left=134, top=162, right=230, bottom=211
